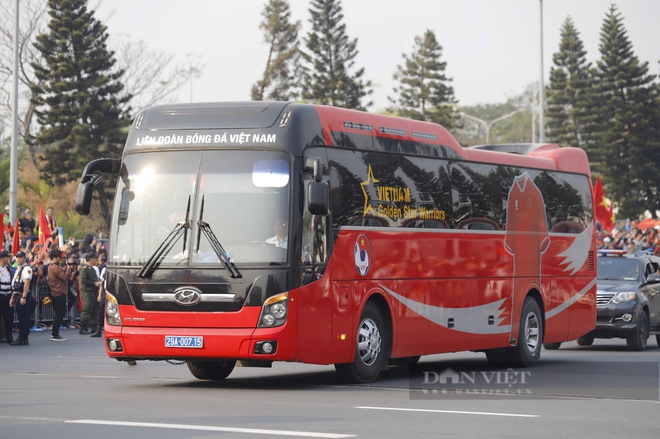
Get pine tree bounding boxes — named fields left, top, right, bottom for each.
left=593, top=5, right=660, bottom=218
left=546, top=17, right=596, bottom=155
left=301, top=0, right=372, bottom=110
left=251, top=0, right=301, bottom=101
left=30, top=0, right=130, bottom=225
left=388, top=30, right=460, bottom=131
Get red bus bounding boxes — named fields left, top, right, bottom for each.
left=76, top=102, right=597, bottom=383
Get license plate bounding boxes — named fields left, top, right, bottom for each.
left=165, top=336, right=203, bottom=348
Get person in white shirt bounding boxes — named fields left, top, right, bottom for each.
left=265, top=217, right=288, bottom=249
left=9, top=251, right=33, bottom=346
left=0, top=251, right=14, bottom=343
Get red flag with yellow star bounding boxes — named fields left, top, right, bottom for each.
left=594, top=176, right=615, bottom=232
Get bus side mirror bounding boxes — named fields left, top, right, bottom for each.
left=308, top=181, right=328, bottom=215
left=75, top=181, right=94, bottom=215
left=304, top=156, right=323, bottom=183
left=76, top=158, right=121, bottom=216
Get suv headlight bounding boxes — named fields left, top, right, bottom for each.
left=611, top=292, right=636, bottom=304
left=106, top=292, right=122, bottom=326
left=258, top=292, right=288, bottom=328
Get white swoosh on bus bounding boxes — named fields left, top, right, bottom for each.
left=557, top=222, right=593, bottom=275
left=381, top=277, right=596, bottom=334
left=544, top=278, right=596, bottom=319
left=379, top=285, right=511, bottom=334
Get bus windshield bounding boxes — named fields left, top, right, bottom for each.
left=111, top=149, right=291, bottom=266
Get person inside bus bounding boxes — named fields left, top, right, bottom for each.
left=266, top=217, right=288, bottom=249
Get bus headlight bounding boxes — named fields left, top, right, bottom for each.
left=258, top=292, right=288, bottom=328
left=106, top=292, right=122, bottom=326
left=611, top=292, right=636, bottom=304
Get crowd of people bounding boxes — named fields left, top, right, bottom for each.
left=597, top=220, right=660, bottom=255
left=0, top=205, right=108, bottom=346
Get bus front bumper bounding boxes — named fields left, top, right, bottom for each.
left=103, top=324, right=296, bottom=362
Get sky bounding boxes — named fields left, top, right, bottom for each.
left=96, top=0, right=660, bottom=112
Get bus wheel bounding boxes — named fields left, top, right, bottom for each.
left=576, top=336, right=594, bottom=346
left=335, top=302, right=388, bottom=383
left=486, top=298, right=543, bottom=367
left=187, top=360, right=236, bottom=380
left=543, top=343, right=561, bottom=350
left=512, top=297, right=543, bottom=366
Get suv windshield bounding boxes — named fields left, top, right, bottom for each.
left=111, top=149, right=291, bottom=266
left=597, top=257, right=639, bottom=281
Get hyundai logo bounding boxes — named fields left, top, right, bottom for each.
left=173, top=287, right=202, bottom=306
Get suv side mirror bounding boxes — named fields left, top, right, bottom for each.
left=646, top=274, right=660, bottom=284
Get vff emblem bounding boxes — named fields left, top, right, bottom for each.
left=173, top=287, right=202, bottom=306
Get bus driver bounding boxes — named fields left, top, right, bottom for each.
left=266, top=217, right=288, bottom=249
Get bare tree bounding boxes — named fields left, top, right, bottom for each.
left=0, top=0, right=48, bottom=165
left=113, top=35, right=203, bottom=113
left=0, top=0, right=201, bottom=167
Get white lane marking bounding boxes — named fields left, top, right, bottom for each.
left=67, top=419, right=355, bottom=438
left=356, top=406, right=539, bottom=418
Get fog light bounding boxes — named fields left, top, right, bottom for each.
left=253, top=341, right=278, bottom=354
left=622, top=313, right=632, bottom=322
left=107, top=338, right=123, bottom=352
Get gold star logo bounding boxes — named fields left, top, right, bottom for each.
left=360, top=164, right=379, bottom=217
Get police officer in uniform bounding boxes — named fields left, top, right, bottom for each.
left=9, top=251, right=33, bottom=346
left=0, top=251, right=14, bottom=343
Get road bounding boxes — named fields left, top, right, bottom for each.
left=1, top=330, right=658, bottom=438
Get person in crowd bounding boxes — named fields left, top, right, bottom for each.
left=0, top=251, right=14, bottom=344
left=632, top=230, right=648, bottom=252
left=18, top=208, right=36, bottom=236
left=65, top=254, right=80, bottom=328
left=81, top=233, right=96, bottom=255
left=265, top=217, right=288, bottom=249
left=47, top=250, right=73, bottom=342
left=9, top=251, right=33, bottom=346
left=43, top=206, right=58, bottom=239
left=19, top=228, right=35, bottom=252
left=91, top=248, right=108, bottom=338
left=78, top=252, right=101, bottom=335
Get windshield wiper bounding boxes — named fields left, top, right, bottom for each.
left=138, top=196, right=191, bottom=279
left=194, top=195, right=241, bottom=278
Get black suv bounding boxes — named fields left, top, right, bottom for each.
left=579, top=250, right=660, bottom=351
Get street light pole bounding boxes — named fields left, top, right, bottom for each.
left=10, top=0, right=19, bottom=224
left=461, top=109, right=524, bottom=144
left=539, top=0, right=545, bottom=142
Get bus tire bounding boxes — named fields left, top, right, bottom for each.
left=543, top=343, right=561, bottom=350
left=512, top=297, right=543, bottom=366
left=187, top=359, right=236, bottom=380
left=486, top=298, right=543, bottom=367
left=512, top=296, right=543, bottom=367
left=656, top=334, right=660, bottom=349
left=576, top=336, right=594, bottom=346
left=335, top=301, right=388, bottom=383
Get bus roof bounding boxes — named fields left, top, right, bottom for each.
left=126, top=101, right=590, bottom=176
